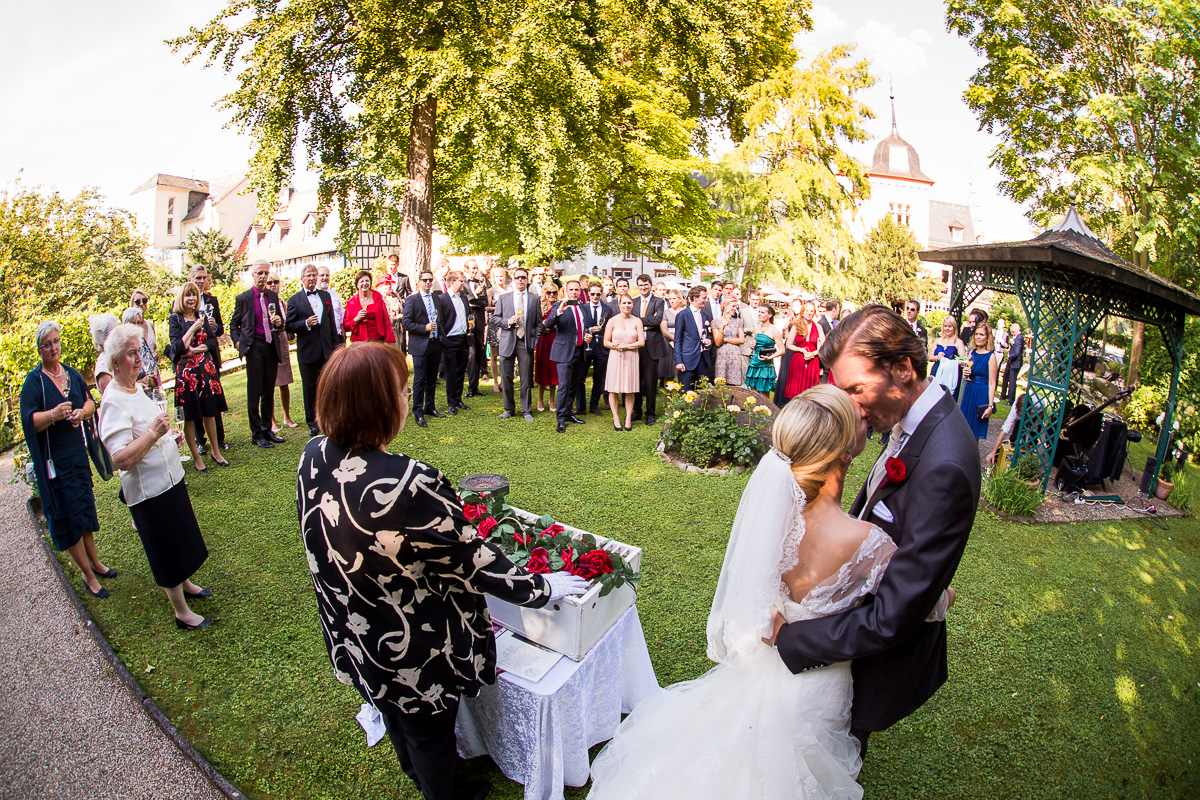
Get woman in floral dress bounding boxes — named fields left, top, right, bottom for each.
left=169, top=282, right=229, bottom=472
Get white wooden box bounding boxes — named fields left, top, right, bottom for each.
left=485, top=510, right=641, bottom=661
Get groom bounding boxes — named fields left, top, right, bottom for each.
left=773, top=304, right=981, bottom=756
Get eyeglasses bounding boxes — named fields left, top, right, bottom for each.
left=38, top=338, right=61, bottom=350
left=133, top=298, right=148, bottom=307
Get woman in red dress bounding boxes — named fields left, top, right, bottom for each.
left=343, top=270, right=396, bottom=344
left=534, top=283, right=559, bottom=412
left=783, top=300, right=823, bottom=400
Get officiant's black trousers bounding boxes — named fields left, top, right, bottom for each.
left=381, top=701, right=460, bottom=800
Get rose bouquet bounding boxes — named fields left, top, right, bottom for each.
left=459, top=489, right=640, bottom=598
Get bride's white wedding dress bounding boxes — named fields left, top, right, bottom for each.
left=587, top=449, right=898, bottom=800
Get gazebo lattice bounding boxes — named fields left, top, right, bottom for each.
left=920, top=208, right=1200, bottom=492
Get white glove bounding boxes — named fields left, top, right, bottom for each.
left=925, top=588, right=954, bottom=622
left=546, top=572, right=591, bottom=601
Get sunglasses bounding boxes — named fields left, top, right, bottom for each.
left=133, top=298, right=148, bottom=307
left=268, top=280, right=280, bottom=286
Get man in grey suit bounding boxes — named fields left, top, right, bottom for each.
left=773, top=305, right=980, bottom=759
left=491, top=267, right=541, bottom=421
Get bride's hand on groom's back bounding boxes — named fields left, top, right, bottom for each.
left=762, top=612, right=787, bottom=646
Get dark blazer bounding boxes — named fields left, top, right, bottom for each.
left=1007, top=332, right=1025, bottom=368
left=436, top=290, right=470, bottom=336
left=168, top=312, right=216, bottom=367
left=582, top=301, right=614, bottom=356
left=200, top=291, right=225, bottom=366
left=286, top=289, right=340, bottom=363
left=631, top=295, right=667, bottom=361
left=491, top=291, right=543, bottom=358
left=673, top=305, right=712, bottom=371
left=401, top=292, right=442, bottom=356
left=775, top=389, right=980, bottom=731
left=544, top=300, right=585, bottom=363
left=230, top=287, right=283, bottom=357
left=911, top=321, right=928, bottom=349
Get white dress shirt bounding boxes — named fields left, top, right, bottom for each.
left=326, top=288, right=345, bottom=334
left=99, top=383, right=184, bottom=506
left=448, top=292, right=467, bottom=336
left=305, top=290, right=324, bottom=325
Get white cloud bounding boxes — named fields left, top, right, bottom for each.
left=912, top=28, right=933, bottom=45
left=854, top=20, right=929, bottom=76
left=810, top=4, right=849, bottom=34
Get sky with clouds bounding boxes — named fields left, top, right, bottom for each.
left=0, top=0, right=1036, bottom=242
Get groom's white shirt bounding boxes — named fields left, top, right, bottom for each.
left=862, top=379, right=945, bottom=520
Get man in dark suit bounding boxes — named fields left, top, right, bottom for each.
left=401, top=269, right=444, bottom=427
left=491, top=268, right=541, bottom=421
left=1002, top=323, right=1024, bottom=404
left=673, top=285, right=713, bottom=391
left=773, top=304, right=980, bottom=758
left=631, top=274, right=666, bottom=425
left=582, top=282, right=614, bottom=414
left=189, top=265, right=228, bottom=455
left=543, top=279, right=589, bottom=433
left=463, top=259, right=489, bottom=398
left=229, top=259, right=285, bottom=448
left=436, top=270, right=472, bottom=415
left=904, top=299, right=928, bottom=349
left=286, top=263, right=341, bottom=436
left=383, top=253, right=413, bottom=353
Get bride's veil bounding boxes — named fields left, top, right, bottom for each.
left=706, top=447, right=806, bottom=664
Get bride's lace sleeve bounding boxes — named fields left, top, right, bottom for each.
left=801, top=528, right=898, bottom=618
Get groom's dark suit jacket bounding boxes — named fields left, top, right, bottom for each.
left=775, top=388, right=980, bottom=731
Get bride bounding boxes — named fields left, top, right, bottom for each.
left=587, top=385, right=952, bottom=799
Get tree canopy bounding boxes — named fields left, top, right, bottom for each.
left=172, top=0, right=809, bottom=275
left=711, top=46, right=875, bottom=297
left=858, top=215, right=939, bottom=307
left=184, top=229, right=241, bottom=285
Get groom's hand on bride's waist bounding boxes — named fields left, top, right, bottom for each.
left=762, top=612, right=787, bottom=647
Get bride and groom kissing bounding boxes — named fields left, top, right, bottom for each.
left=588, top=305, right=982, bottom=799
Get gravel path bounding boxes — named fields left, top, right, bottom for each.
left=0, top=452, right=225, bottom=800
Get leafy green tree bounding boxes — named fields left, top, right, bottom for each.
left=0, top=180, right=170, bottom=329
left=947, top=0, right=1200, bottom=385
left=857, top=215, right=940, bottom=307
left=184, top=229, right=240, bottom=285
left=711, top=46, right=874, bottom=296
left=172, top=0, right=806, bottom=278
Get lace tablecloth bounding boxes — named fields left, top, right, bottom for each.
left=455, top=606, right=660, bottom=800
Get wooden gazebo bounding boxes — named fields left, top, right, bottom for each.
left=919, top=207, right=1200, bottom=492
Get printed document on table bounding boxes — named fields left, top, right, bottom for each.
left=495, top=630, right=563, bottom=682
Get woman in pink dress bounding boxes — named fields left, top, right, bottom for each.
left=604, top=294, right=645, bottom=431
left=534, top=283, right=559, bottom=412
left=783, top=301, right=823, bottom=400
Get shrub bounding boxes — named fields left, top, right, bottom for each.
left=984, top=469, right=1042, bottom=516
left=659, top=379, right=771, bottom=469
left=1013, top=453, right=1041, bottom=482
left=1167, top=468, right=1191, bottom=513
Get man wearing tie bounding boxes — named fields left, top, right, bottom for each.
left=383, top=253, right=413, bottom=353
left=463, top=259, right=489, bottom=398
left=583, top=283, right=614, bottom=414
left=230, top=259, right=285, bottom=448
left=401, top=270, right=445, bottom=427
left=1002, top=323, right=1025, bottom=404
left=286, top=264, right=340, bottom=436
left=543, top=280, right=589, bottom=433
left=674, top=285, right=714, bottom=391
left=438, top=270, right=472, bottom=415
left=631, top=274, right=666, bottom=426
left=492, top=268, right=541, bottom=421
left=904, top=300, right=928, bottom=349
left=317, top=265, right=345, bottom=337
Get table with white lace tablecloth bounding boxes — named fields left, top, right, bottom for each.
left=455, top=605, right=660, bottom=800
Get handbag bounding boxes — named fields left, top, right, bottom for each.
left=976, top=404, right=991, bottom=419
left=758, top=346, right=777, bottom=359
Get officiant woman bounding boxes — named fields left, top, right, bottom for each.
left=297, top=342, right=587, bottom=800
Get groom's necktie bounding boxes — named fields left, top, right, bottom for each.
left=860, top=423, right=907, bottom=520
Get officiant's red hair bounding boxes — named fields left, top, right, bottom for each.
left=819, top=304, right=928, bottom=380
left=316, top=343, right=409, bottom=450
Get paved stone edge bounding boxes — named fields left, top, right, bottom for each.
left=26, top=500, right=246, bottom=800
left=654, top=440, right=748, bottom=476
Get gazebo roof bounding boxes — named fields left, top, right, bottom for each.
left=919, top=207, right=1200, bottom=317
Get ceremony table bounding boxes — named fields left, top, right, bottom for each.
left=455, top=606, right=660, bottom=800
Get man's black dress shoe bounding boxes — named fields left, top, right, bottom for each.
left=457, top=402, right=470, bottom=411
left=445, top=407, right=458, bottom=416
left=415, top=416, right=427, bottom=427
left=265, top=431, right=285, bottom=443
left=175, top=616, right=214, bottom=630
left=219, top=441, right=230, bottom=452
left=427, top=409, right=446, bottom=419
left=568, top=415, right=586, bottom=424
left=645, top=414, right=657, bottom=426
left=309, top=426, right=320, bottom=436
left=197, top=443, right=207, bottom=455
left=557, top=422, right=566, bottom=433
left=631, top=412, right=643, bottom=422
left=253, top=437, right=275, bottom=448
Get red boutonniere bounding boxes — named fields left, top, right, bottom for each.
left=884, top=457, right=906, bottom=485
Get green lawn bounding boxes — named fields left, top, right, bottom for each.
left=69, top=369, right=1199, bottom=799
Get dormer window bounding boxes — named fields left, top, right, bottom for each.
left=949, top=221, right=965, bottom=243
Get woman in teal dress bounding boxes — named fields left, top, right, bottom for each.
left=20, top=321, right=114, bottom=599
left=745, top=304, right=784, bottom=394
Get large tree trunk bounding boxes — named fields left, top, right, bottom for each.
left=398, top=95, right=437, bottom=280
left=1126, top=248, right=1150, bottom=386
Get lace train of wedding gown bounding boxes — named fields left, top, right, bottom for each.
left=586, top=527, right=896, bottom=800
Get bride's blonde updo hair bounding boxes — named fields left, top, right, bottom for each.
left=771, top=385, right=857, bottom=502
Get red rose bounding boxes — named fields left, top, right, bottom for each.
left=514, top=531, right=528, bottom=545
left=884, top=457, right=906, bottom=484
left=462, top=503, right=486, bottom=521
left=571, top=549, right=613, bottom=580
left=541, top=523, right=565, bottom=538
left=526, top=547, right=551, bottom=574
left=560, top=546, right=575, bottom=573
left=475, top=516, right=498, bottom=538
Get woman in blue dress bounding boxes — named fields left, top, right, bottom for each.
left=959, top=322, right=999, bottom=440
left=745, top=304, right=784, bottom=394
left=20, top=321, right=114, bottom=599
left=929, top=316, right=967, bottom=400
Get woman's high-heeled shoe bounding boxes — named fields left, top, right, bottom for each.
left=184, top=586, right=213, bottom=598
left=175, top=616, right=213, bottom=630
left=624, top=425, right=633, bottom=431
left=212, top=457, right=230, bottom=467
left=614, top=424, right=621, bottom=432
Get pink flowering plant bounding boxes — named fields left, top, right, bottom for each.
left=458, top=490, right=639, bottom=597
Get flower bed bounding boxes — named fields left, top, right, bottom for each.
left=658, top=378, right=775, bottom=470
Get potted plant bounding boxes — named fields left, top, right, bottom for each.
left=1156, top=462, right=1175, bottom=500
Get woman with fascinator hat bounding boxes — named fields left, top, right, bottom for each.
left=587, top=385, right=954, bottom=799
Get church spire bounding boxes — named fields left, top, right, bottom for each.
left=890, top=75, right=897, bottom=133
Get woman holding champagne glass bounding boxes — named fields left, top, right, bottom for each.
left=344, top=269, right=396, bottom=344
left=168, top=283, right=229, bottom=472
